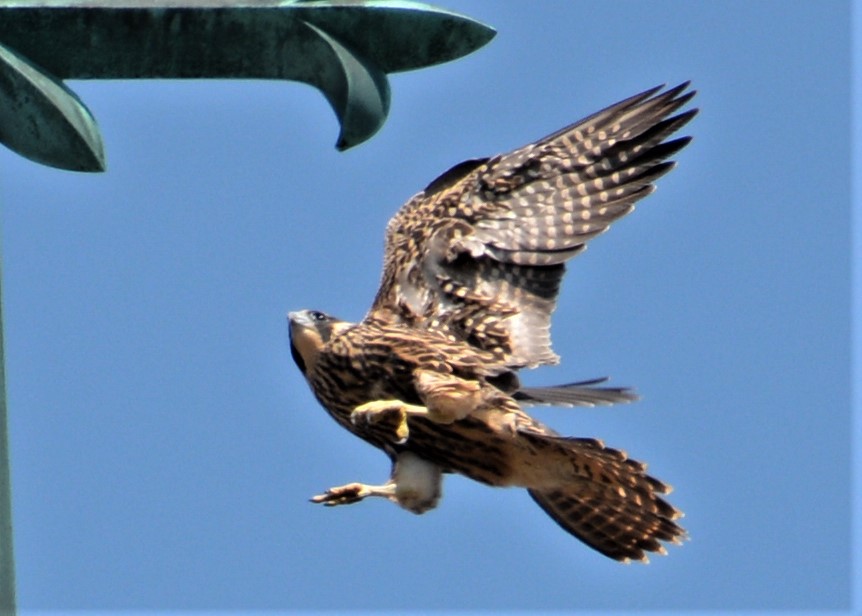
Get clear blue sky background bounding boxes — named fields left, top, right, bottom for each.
left=1, top=0, right=855, bottom=611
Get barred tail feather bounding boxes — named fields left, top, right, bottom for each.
left=517, top=428, right=685, bottom=562
left=514, top=377, right=638, bottom=407
left=528, top=485, right=685, bottom=563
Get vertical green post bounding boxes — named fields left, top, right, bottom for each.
left=0, top=243, right=13, bottom=614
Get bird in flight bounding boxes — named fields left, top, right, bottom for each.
left=289, top=83, right=697, bottom=563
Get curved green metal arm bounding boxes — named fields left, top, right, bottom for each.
left=0, top=0, right=496, bottom=170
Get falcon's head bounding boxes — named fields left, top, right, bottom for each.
left=288, top=310, right=348, bottom=375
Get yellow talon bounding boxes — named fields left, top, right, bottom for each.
left=394, top=416, right=410, bottom=444
left=351, top=399, right=428, bottom=444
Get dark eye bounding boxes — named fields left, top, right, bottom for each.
left=309, top=311, right=327, bottom=322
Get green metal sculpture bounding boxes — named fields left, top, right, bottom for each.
left=0, top=0, right=495, bottom=171
left=0, top=2, right=495, bottom=613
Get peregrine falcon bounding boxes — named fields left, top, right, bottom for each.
left=289, top=83, right=697, bottom=562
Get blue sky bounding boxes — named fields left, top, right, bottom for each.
left=1, top=0, right=855, bottom=611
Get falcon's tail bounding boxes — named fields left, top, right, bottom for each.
left=518, top=428, right=685, bottom=562
left=514, top=377, right=638, bottom=407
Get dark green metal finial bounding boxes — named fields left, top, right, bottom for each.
left=0, top=0, right=496, bottom=171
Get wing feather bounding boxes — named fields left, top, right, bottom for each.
left=369, top=83, right=697, bottom=368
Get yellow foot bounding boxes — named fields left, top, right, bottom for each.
left=351, top=399, right=427, bottom=444
left=310, top=482, right=394, bottom=507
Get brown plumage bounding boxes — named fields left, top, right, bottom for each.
left=289, top=83, right=697, bottom=563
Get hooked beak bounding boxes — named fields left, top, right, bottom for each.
left=287, top=311, right=308, bottom=335
left=288, top=311, right=312, bottom=324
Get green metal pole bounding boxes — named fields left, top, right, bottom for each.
left=0, top=241, right=14, bottom=615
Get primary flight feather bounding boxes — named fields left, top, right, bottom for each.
left=289, top=83, right=697, bottom=562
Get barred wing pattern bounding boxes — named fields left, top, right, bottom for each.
left=370, top=83, right=696, bottom=369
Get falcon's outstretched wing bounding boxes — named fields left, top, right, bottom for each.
left=369, top=83, right=697, bottom=368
